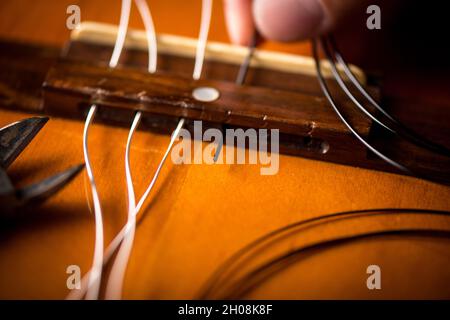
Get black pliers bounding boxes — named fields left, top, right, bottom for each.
left=0, top=117, right=84, bottom=215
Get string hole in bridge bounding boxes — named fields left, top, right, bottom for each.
left=320, top=141, right=330, bottom=154
left=192, top=87, right=220, bottom=102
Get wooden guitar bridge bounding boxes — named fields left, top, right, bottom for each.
left=0, top=22, right=449, bottom=183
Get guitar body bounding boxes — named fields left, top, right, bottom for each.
left=0, top=0, right=449, bottom=299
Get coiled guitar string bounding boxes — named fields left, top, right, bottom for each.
left=199, top=208, right=450, bottom=299
left=314, top=38, right=449, bottom=182
left=82, top=0, right=132, bottom=300
left=70, top=0, right=214, bottom=300
left=219, top=228, right=450, bottom=299
left=324, top=36, right=450, bottom=158
left=312, top=39, right=411, bottom=174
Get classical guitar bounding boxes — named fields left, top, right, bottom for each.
left=0, top=0, right=449, bottom=300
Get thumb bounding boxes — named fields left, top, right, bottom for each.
left=223, top=0, right=255, bottom=45
left=253, top=0, right=367, bottom=42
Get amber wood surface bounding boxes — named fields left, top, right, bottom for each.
left=0, top=0, right=450, bottom=300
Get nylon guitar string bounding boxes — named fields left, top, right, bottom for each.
left=70, top=0, right=214, bottom=300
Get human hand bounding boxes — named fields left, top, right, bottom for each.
left=223, top=0, right=371, bottom=45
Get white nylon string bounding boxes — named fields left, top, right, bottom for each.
left=110, top=0, right=132, bottom=69
left=105, top=112, right=142, bottom=300
left=82, top=106, right=104, bottom=300
left=135, top=118, right=185, bottom=212
left=193, top=0, right=213, bottom=80
left=136, top=0, right=213, bottom=213
left=135, top=0, right=157, bottom=73
left=77, top=0, right=132, bottom=301
left=105, top=0, right=158, bottom=300
left=67, top=119, right=185, bottom=300
left=69, top=0, right=213, bottom=300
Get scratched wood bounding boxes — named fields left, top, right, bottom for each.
left=0, top=0, right=450, bottom=299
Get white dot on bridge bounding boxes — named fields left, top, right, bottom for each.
left=192, top=87, right=220, bottom=102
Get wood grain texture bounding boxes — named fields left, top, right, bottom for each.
left=44, top=60, right=368, bottom=136
left=0, top=0, right=449, bottom=300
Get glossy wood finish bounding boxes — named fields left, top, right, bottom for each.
left=0, top=0, right=450, bottom=300
left=2, top=36, right=448, bottom=181
left=44, top=60, right=369, bottom=136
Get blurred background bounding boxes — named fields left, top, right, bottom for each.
left=0, top=0, right=311, bottom=54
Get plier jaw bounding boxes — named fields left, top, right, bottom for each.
left=0, top=117, right=84, bottom=215
left=0, top=117, right=48, bottom=170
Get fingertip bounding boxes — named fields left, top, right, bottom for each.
left=253, top=0, right=327, bottom=42
left=224, top=0, right=255, bottom=45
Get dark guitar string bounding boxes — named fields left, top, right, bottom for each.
left=320, top=39, right=396, bottom=134
left=213, top=33, right=258, bottom=162
left=235, top=32, right=259, bottom=86
left=197, top=208, right=450, bottom=298
left=312, top=39, right=412, bottom=174
left=327, top=36, right=450, bottom=158
left=315, top=38, right=450, bottom=183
